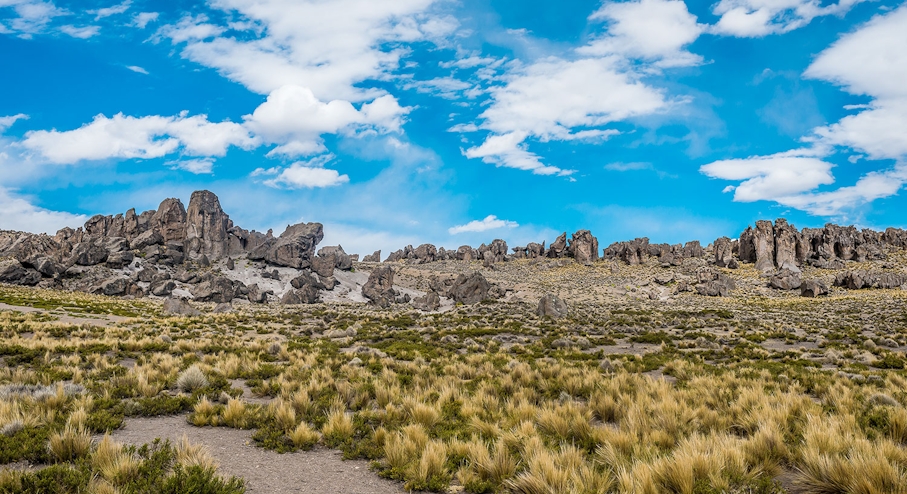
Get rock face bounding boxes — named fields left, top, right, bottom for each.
left=448, top=272, right=491, bottom=305
left=0, top=261, right=40, bottom=286
left=362, top=250, right=381, bottom=262
left=190, top=276, right=244, bottom=304
left=185, top=190, right=231, bottom=260
left=834, top=271, right=907, bottom=290
left=547, top=233, right=568, bottom=258
left=362, top=266, right=395, bottom=308
left=695, top=269, right=736, bottom=297
left=536, top=294, right=568, bottom=319
left=714, top=237, right=734, bottom=268
left=801, top=280, right=829, bottom=298
left=568, top=230, right=599, bottom=265
left=251, top=223, right=323, bottom=269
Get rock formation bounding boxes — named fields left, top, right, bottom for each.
left=362, top=266, right=395, bottom=308
left=536, top=294, right=568, bottom=319
left=568, top=230, right=599, bottom=265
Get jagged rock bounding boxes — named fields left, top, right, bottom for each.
left=137, top=267, right=157, bottom=283
left=835, top=271, right=907, bottom=290
left=130, top=230, right=163, bottom=250
left=449, top=271, right=491, bottom=305
left=197, top=254, right=211, bottom=267
left=71, top=241, right=109, bottom=266
left=281, top=285, right=320, bottom=305
left=363, top=250, right=381, bottom=262
left=150, top=280, right=176, bottom=297
left=774, top=219, right=800, bottom=272
left=322, top=276, right=338, bottom=290
left=184, top=190, right=230, bottom=260
left=290, top=271, right=326, bottom=291
left=695, top=271, right=736, bottom=297
left=262, top=269, right=281, bottom=281
left=412, top=291, right=441, bottom=311
left=714, top=237, right=734, bottom=268
left=683, top=241, right=703, bottom=258
left=246, top=284, right=272, bottom=303
left=152, top=198, right=188, bottom=244
left=22, top=256, right=65, bottom=278
left=753, top=220, right=776, bottom=272
left=603, top=238, right=649, bottom=265
left=568, top=230, right=599, bottom=265
left=770, top=269, right=802, bottom=290
left=312, top=255, right=335, bottom=278
left=226, top=257, right=235, bottom=270
left=0, top=261, right=41, bottom=286
left=318, top=245, right=352, bottom=270
left=250, top=223, right=323, bottom=269
left=413, top=244, right=438, bottom=264
left=362, top=266, right=395, bottom=308
left=547, top=233, right=568, bottom=258
left=191, top=277, right=241, bottom=303
left=163, top=298, right=201, bottom=316
left=174, top=269, right=198, bottom=284
left=456, top=245, right=476, bottom=261
left=536, top=294, right=568, bottom=319
left=106, top=251, right=134, bottom=269
left=478, top=240, right=508, bottom=266
left=801, top=280, right=829, bottom=298
left=654, top=273, right=674, bottom=285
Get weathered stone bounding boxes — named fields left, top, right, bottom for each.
left=774, top=219, right=800, bottom=272
left=547, top=233, right=568, bottom=258
left=163, top=298, right=201, bottom=316
left=449, top=271, right=491, bottom=305
left=568, top=230, right=599, bottom=265
left=312, top=255, right=335, bottom=278
left=714, top=237, right=734, bottom=268
left=130, top=230, right=163, bottom=250
left=362, top=266, right=395, bottom=308
left=99, top=277, right=129, bottom=296
left=22, top=256, right=65, bottom=278
left=184, top=190, right=230, bottom=260
left=71, top=242, right=109, bottom=266
left=412, top=291, right=441, bottom=311
left=281, top=285, right=320, bottom=305
left=150, top=280, right=176, bottom=297
left=106, top=251, right=134, bottom=269
left=456, top=245, right=476, bottom=261
left=246, top=284, right=272, bottom=304
left=362, top=250, right=381, bottom=262
left=770, top=268, right=802, bottom=290
left=683, top=241, right=704, bottom=258
left=412, top=244, right=438, bottom=264
left=318, top=245, right=352, bottom=270
left=696, top=273, right=736, bottom=297
left=753, top=220, right=776, bottom=272
left=0, top=261, right=41, bottom=286
left=152, top=198, right=187, bottom=244
left=536, top=294, right=568, bottom=319
left=290, top=271, right=325, bottom=291
left=226, top=257, right=234, bottom=270
left=250, top=223, right=323, bottom=269
left=191, top=277, right=241, bottom=303
left=801, top=280, right=829, bottom=298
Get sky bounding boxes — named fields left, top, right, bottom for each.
left=1, top=0, right=906, bottom=257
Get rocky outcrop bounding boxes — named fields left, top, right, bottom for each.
left=362, top=266, right=395, bottom=308
left=0, top=260, right=40, bottom=286
left=249, top=223, right=323, bottom=269
left=512, top=242, right=545, bottom=260
left=412, top=291, right=441, bottom=311
left=190, top=276, right=245, bottom=304
left=152, top=198, right=187, bottom=244
left=185, top=190, right=231, bottom=260
left=834, top=271, right=907, bottom=290
left=546, top=233, right=568, bottom=258
left=317, top=245, right=352, bottom=271
left=695, top=269, right=736, bottom=297
left=714, top=237, right=735, bottom=268
left=568, top=230, right=599, bottom=265
left=536, top=294, right=568, bottom=319
left=362, top=250, right=381, bottom=262
left=448, top=272, right=491, bottom=305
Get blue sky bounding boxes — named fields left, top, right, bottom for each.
left=1, top=0, right=905, bottom=256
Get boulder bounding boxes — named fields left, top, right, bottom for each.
left=696, top=272, right=736, bottom=297
left=246, top=284, right=272, bottom=304
left=0, top=261, right=41, bottom=286
left=152, top=198, right=188, bottom=244
left=412, top=291, right=441, bottom=311
left=281, top=285, right=320, bottom=305
left=150, top=280, right=176, bottom=297
left=536, top=294, right=568, bottom=319
left=106, top=251, right=134, bottom=269
left=163, top=298, right=201, bottom=316
left=226, top=257, right=235, bottom=270
left=753, top=220, right=776, bottom=272
left=184, top=190, right=231, bottom=259
left=99, top=277, right=130, bottom=296
left=682, top=241, right=703, bottom=258
left=362, top=250, right=381, bottom=263
left=714, top=237, right=734, bottom=268
left=770, top=269, right=802, bottom=290
left=191, top=277, right=241, bottom=303
left=311, top=254, right=335, bottom=278
left=412, top=244, right=438, bottom=264
left=362, top=265, right=395, bottom=308
left=456, top=245, right=476, bottom=261
left=250, top=222, right=323, bottom=269
left=568, top=230, right=599, bottom=265
left=22, top=256, right=65, bottom=278
left=801, top=280, right=829, bottom=298
left=448, top=271, right=491, bottom=305
left=318, top=245, right=352, bottom=270
left=130, top=230, right=163, bottom=250
left=71, top=241, right=109, bottom=266
left=290, top=271, right=326, bottom=291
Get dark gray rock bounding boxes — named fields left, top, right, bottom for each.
left=801, top=280, right=829, bottom=298
left=106, top=251, right=134, bottom=269
left=150, top=280, right=176, bottom=297
left=0, top=261, right=41, bottom=286
left=22, top=256, right=65, bottom=278
left=281, top=285, right=320, bottom=305
left=191, top=277, right=241, bottom=303
left=714, top=237, right=734, bottom=268
left=163, top=298, right=201, bottom=316
left=362, top=250, right=381, bottom=262
left=130, top=230, right=163, bottom=250
left=246, top=284, right=272, bottom=303
left=362, top=265, right=395, bottom=308
left=311, top=254, right=335, bottom=278
left=99, top=277, right=130, bottom=296
left=226, top=257, right=234, bottom=270
left=547, top=233, right=568, bottom=258
left=536, top=294, right=568, bottom=319
left=152, top=198, right=188, bottom=244
left=412, top=291, right=441, bottom=311
left=568, top=230, right=599, bottom=265
left=71, top=241, right=109, bottom=266
left=213, top=303, right=233, bottom=313
left=770, top=269, right=802, bottom=290
left=449, top=271, right=491, bottom=305
left=250, top=222, right=323, bottom=269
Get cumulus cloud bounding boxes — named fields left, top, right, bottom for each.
left=260, top=156, right=350, bottom=189
left=167, top=158, right=214, bottom=174
left=0, top=187, right=87, bottom=234
left=461, top=0, right=700, bottom=176
left=711, top=0, right=866, bottom=37
left=243, top=85, right=408, bottom=158
left=21, top=112, right=258, bottom=164
left=132, top=11, right=157, bottom=29
left=0, top=0, right=64, bottom=36
left=448, top=215, right=519, bottom=235
left=701, top=6, right=907, bottom=216
left=160, top=0, right=449, bottom=101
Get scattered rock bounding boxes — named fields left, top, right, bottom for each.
left=800, top=280, right=829, bottom=298
left=448, top=272, right=491, bottom=305
left=163, top=298, right=201, bottom=316
left=412, top=291, right=441, bottom=311
left=362, top=265, right=395, bottom=308
left=770, top=269, right=802, bottom=290
left=536, top=294, right=568, bottom=319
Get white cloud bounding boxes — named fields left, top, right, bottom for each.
left=243, top=84, right=408, bottom=158
left=132, top=11, right=157, bottom=29
left=711, top=0, right=866, bottom=37
left=125, top=65, right=148, bottom=75
left=0, top=113, right=27, bottom=132
left=464, top=131, right=572, bottom=176
left=160, top=0, right=447, bottom=101
left=0, top=0, right=64, bottom=36
left=91, top=0, right=130, bottom=20
left=261, top=156, right=350, bottom=189
left=167, top=157, right=214, bottom=174
left=605, top=162, right=653, bottom=171
left=59, top=25, right=99, bottom=38
left=0, top=187, right=87, bottom=234
left=582, top=0, right=704, bottom=67
left=448, top=215, right=519, bottom=235
left=21, top=112, right=258, bottom=164
left=701, top=6, right=907, bottom=217
left=402, top=76, right=475, bottom=100
left=156, top=15, right=224, bottom=43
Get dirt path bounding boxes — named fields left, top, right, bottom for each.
left=108, top=415, right=408, bottom=494
left=0, top=302, right=128, bottom=327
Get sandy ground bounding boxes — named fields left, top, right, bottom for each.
left=108, top=415, right=408, bottom=494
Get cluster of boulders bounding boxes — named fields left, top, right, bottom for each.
left=602, top=238, right=704, bottom=266
left=358, top=267, right=502, bottom=310
left=834, top=271, right=907, bottom=290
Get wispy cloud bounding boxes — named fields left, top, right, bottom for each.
left=449, top=215, right=518, bottom=234
left=125, top=65, right=149, bottom=75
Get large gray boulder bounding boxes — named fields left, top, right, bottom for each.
left=247, top=283, right=272, bottom=304
left=152, top=198, right=187, bottom=244
left=250, top=223, right=324, bottom=269
left=547, top=233, right=568, bottom=258
left=801, top=280, right=829, bottom=298
left=449, top=272, right=491, bottom=305
left=311, top=254, right=335, bottom=278
left=536, top=294, right=568, bottom=319
left=714, top=237, right=734, bottom=268
left=770, top=269, right=802, bottom=290
left=412, top=291, right=441, bottom=311
left=695, top=270, right=736, bottom=297
left=21, top=256, right=65, bottom=278
left=317, top=245, right=352, bottom=270
left=0, top=261, right=41, bottom=286
left=362, top=266, right=395, bottom=308
left=150, top=279, right=176, bottom=297
left=362, top=250, right=381, bottom=262
left=185, top=190, right=230, bottom=260
left=130, top=230, right=163, bottom=250
left=71, top=241, right=109, bottom=266
left=281, top=285, right=320, bottom=305
left=568, top=230, right=599, bottom=265
left=190, top=276, right=242, bottom=303
left=163, top=298, right=201, bottom=316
